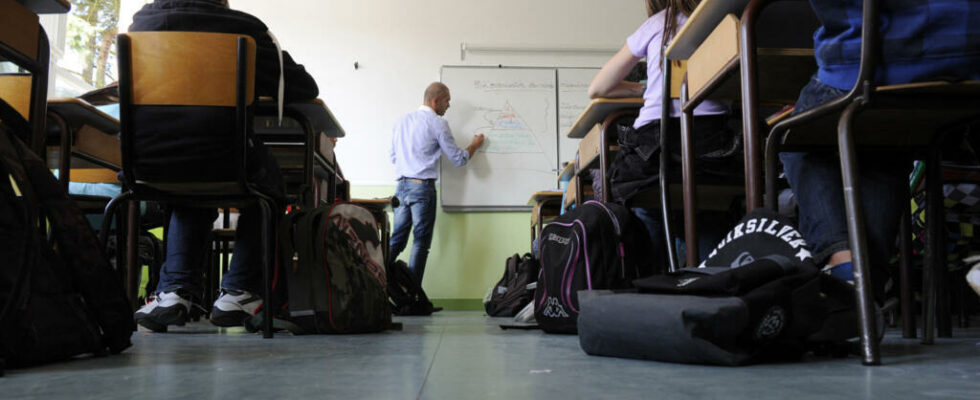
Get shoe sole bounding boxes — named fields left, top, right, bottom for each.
left=210, top=309, right=251, bottom=327
left=135, top=307, right=187, bottom=333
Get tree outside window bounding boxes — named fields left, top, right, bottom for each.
left=66, top=0, right=120, bottom=89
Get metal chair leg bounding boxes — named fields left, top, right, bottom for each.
left=100, top=191, right=133, bottom=247
left=259, top=199, right=274, bottom=339
left=838, top=101, right=880, bottom=366
left=899, top=195, right=916, bottom=338
left=659, top=53, right=678, bottom=273
left=764, top=124, right=787, bottom=211
left=680, top=81, right=698, bottom=268
left=125, top=200, right=141, bottom=310
left=922, top=147, right=942, bottom=344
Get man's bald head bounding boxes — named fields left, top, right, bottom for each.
left=423, top=82, right=451, bottom=116
left=424, top=82, right=449, bottom=104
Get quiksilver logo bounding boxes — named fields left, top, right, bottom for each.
left=702, top=217, right=813, bottom=264
left=547, top=233, right=571, bottom=245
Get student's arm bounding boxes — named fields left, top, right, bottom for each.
left=588, top=44, right=643, bottom=99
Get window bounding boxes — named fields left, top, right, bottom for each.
left=40, top=0, right=121, bottom=98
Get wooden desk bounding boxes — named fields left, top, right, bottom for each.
left=566, top=98, right=644, bottom=139
left=255, top=98, right=345, bottom=206
left=557, top=159, right=575, bottom=184
left=664, top=0, right=818, bottom=266
left=565, top=98, right=643, bottom=206
left=528, top=191, right=563, bottom=252
left=46, top=98, right=120, bottom=187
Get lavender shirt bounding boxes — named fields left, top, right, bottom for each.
left=628, top=9, right=729, bottom=129
left=390, top=105, right=470, bottom=180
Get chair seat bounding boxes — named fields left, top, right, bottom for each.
left=782, top=81, right=980, bottom=149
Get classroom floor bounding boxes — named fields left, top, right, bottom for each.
left=2, top=311, right=979, bottom=399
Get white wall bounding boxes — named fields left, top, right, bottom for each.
left=223, top=0, right=647, bottom=184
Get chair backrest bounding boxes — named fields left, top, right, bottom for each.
left=0, top=0, right=40, bottom=63
left=0, top=74, right=32, bottom=119
left=117, top=32, right=256, bottom=189
left=0, top=0, right=49, bottom=153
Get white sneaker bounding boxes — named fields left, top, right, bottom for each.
left=134, top=291, right=193, bottom=332
left=210, top=290, right=263, bottom=327
left=967, top=262, right=980, bottom=298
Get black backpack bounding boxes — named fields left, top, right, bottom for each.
left=577, top=208, right=857, bottom=365
left=485, top=253, right=538, bottom=317
left=534, top=200, right=655, bottom=333
left=256, top=202, right=394, bottom=334
left=0, top=121, right=134, bottom=373
left=387, top=260, right=434, bottom=316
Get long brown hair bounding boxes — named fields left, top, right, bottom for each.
left=646, top=0, right=702, bottom=56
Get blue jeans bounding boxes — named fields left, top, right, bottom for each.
left=634, top=207, right=733, bottom=267
left=156, top=143, right=285, bottom=299
left=389, top=179, right=437, bottom=281
left=779, top=76, right=909, bottom=272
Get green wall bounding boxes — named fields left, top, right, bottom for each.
left=351, top=185, right=531, bottom=310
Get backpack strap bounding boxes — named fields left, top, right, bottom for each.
left=0, top=126, right=37, bottom=335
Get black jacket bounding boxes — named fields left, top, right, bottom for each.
left=129, top=0, right=318, bottom=102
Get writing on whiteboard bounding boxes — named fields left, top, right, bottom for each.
left=472, top=80, right=556, bottom=91
left=472, top=102, right=544, bottom=154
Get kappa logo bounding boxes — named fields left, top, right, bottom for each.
left=755, top=306, right=787, bottom=340
left=546, top=233, right=571, bottom=245
left=541, top=297, right=570, bottom=318
left=676, top=277, right=700, bottom=288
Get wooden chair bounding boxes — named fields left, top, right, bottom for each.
left=0, top=0, right=50, bottom=154
left=764, top=0, right=980, bottom=364
left=102, top=31, right=279, bottom=338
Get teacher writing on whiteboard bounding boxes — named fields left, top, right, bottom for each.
left=389, top=82, right=486, bottom=284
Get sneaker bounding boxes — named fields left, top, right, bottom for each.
left=134, top=291, right=193, bottom=332
left=967, top=260, right=980, bottom=297
left=210, top=290, right=263, bottom=327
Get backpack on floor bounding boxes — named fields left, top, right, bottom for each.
left=534, top=200, right=655, bottom=333
left=262, top=202, right=393, bottom=334
left=485, top=253, right=538, bottom=317
left=388, top=259, right=434, bottom=316
left=0, top=120, right=134, bottom=373
left=577, top=208, right=857, bottom=365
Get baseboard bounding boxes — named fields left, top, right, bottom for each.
left=431, top=298, right=483, bottom=311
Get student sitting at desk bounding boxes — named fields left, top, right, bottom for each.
left=588, top=0, right=738, bottom=264
left=128, top=0, right=320, bottom=331
left=780, top=0, right=980, bottom=297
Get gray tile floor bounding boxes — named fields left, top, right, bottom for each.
left=2, top=311, right=980, bottom=399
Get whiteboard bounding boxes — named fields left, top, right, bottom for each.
left=439, top=66, right=597, bottom=211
